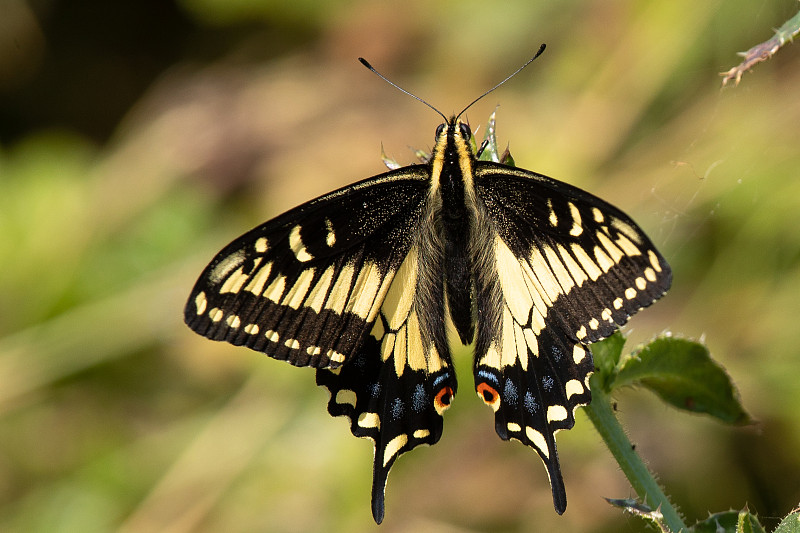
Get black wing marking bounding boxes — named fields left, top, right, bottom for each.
left=184, top=167, right=430, bottom=369
left=472, top=163, right=671, bottom=512
left=316, top=244, right=456, bottom=524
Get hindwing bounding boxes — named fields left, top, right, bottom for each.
left=184, top=167, right=430, bottom=369
left=317, top=243, right=456, bottom=524
left=471, top=163, right=671, bottom=512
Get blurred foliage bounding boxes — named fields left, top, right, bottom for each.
left=2, top=0, right=800, bottom=532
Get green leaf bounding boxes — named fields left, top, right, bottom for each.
left=499, top=147, right=515, bottom=166
left=380, top=144, right=401, bottom=170
left=774, top=509, right=800, bottom=533
left=610, top=337, right=751, bottom=425
left=590, top=331, right=627, bottom=386
left=689, top=508, right=765, bottom=533
left=478, top=109, right=500, bottom=162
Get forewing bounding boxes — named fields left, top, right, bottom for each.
left=184, top=166, right=430, bottom=368
left=472, top=163, right=671, bottom=512
left=317, top=243, right=456, bottom=524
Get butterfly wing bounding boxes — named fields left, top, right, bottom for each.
left=184, top=166, right=430, bottom=369
left=317, top=243, right=457, bottom=524
left=185, top=165, right=459, bottom=523
left=471, top=163, right=671, bottom=512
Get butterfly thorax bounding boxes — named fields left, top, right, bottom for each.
left=430, top=118, right=478, bottom=345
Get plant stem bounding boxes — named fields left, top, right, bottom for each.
left=584, top=375, right=687, bottom=533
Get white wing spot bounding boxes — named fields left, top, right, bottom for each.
left=306, top=265, right=335, bottom=313
left=547, top=198, right=558, bottom=226
left=597, top=231, right=624, bottom=262
left=413, top=429, right=430, bottom=439
left=383, top=434, right=409, bottom=467
left=220, top=266, right=250, bottom=294
left=635, top=277, right=647, bottom=290
left=601, top=308, right=613, bottom=322
left=568, top=202, right=582, bottom=236
left=547, top=405, right=568, bottom=422
left=529, top=246, right=563, bottom=303
left=565, top=379, right=584, bottom=399
left=495, top=239, right=535, bottom=325
left=544, top=245, right=575, bottom=294
left=281, top=268, right=316, bottom=309
left=244, top=323, right=260, bottom=335
left=507, top=422, right=522, bottom=433
left=208, top=250, right=245, bottom=284
left=625, top=287, right=637, bottom=300
left=324, top=264, right=355, bottom=314
left=571, top=243, right=602, bottom=281
left=306, top=345, right=321, bottom=355
left=265, top=330, right=280, bottom=343
left=644, top=267, right=657, bottom=282
left=479, top=342, right=502, bottom=371
left=613, top=297, right=624, bottom=309
left=593, top=245, right=615, bottom=273
left=359, top=412, right=380, bottom=428
left=336, top=389, right=357, bottom=407
left=525, top=427, right=549, bottom=459
left=589, top=318, right=600, bottom=330
left=255, top=237, right=269, bottom=253
left=284, top=338, right=300, bottom=349
left=328, top=350, right=346, bottom=364
left=194, top=292, right=207, bottom=315
left=208, top=308, right=224, bottom=322
left=573, top=345, right=587, bottom=364
left=226, top=315, right=241, bottom=328
left=611, top=217, right=643, bottom=245
left=325, top=218, right=336, bottom=247
left=576, top=325, right=587, bottom=340
left=289, top=225, right=313, bottom=262
left=648, top=250, right=662, bottom=272
left=345, top=261, right=383, bottom=319
left=524, top=327, right=539, bottom=358
left=558, top=244, right=588, bottom=287
left=592, top=207, right=605, bottom=223
left=263, top=275, right=287, bottom=303
left=616, top=234, right=641, bottom=256
left=243, top=261, right=272, bottom=296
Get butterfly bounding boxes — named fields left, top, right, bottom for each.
left=184, top=45, right=671, bottom=523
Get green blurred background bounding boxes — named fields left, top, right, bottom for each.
left=2, top=0, right=800, bottom=531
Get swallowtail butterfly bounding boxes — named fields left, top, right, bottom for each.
left=184, top=45, right=671, bottom=523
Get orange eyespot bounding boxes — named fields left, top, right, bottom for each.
left=476, top=383, right=501, bottom=411
left=434, top=386, right=454, bottom=414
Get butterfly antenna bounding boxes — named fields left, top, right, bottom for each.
left=359, top=57, right=447, bottom=122
left=456, top=43, right=546, bottom=119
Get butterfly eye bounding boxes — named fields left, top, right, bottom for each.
left=476, top=382, right=500, bottom=411
left=459, top=122, right=471, bottom=140
left=434, top=386, right=454, bottom=414
left=435, top=123, right=445, bottom=138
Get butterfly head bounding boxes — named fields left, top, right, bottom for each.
left=434, top=117, right=473, bottom=143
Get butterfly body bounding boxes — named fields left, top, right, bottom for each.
left=185, top=115, right=671, bottom=523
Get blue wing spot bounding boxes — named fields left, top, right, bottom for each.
left=412, top=384, right=426, bottom=412
left=503, top=379, right=518, bottom=407
left=524, top=391, right=539, bottom=414
left=550, top=345, right=563, bottom=361
left=391, top=397, right=405, bottom=420
left=542, top=376, right=554, bottom=391
left=369, top=382, right=382, bottom=398
left=477, top=369, right=500, bottom=385
left=433, top=372, right=452, bottom=388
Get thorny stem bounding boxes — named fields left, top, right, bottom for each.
left=584, top=374, right=688, bottom=533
